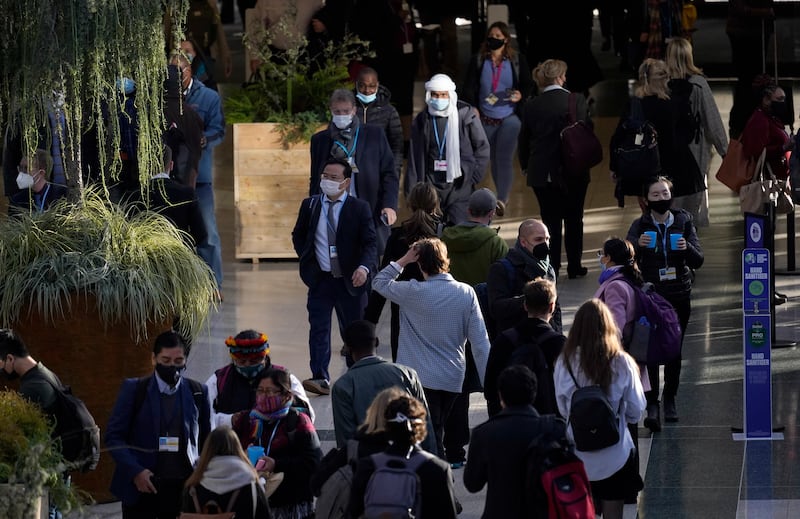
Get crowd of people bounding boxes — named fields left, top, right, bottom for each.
left=6, top=1, right=797, bottom=518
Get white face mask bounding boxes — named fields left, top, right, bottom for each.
left=320, top=178, right=345, bottom=197
left=331, top=114, right=353, bottom=129
left=16, top=171, right=35, bottom=190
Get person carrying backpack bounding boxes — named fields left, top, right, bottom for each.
left=349, top=393, right=457, bottom=519
left=627, top=176, right=703, bottom=432
left=484, top=278, right=565, bottom=417
left=466, top=364, right=585, bottom=519
left=554, top=300, right=646, bottom=519
left=181, top=426, right=271, bottom=518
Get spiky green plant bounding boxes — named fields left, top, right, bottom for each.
left=0, top=188, right=217, bottom=342
left=0, top=390, right=81, bottom=518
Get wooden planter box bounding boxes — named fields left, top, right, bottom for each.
left=233, top=123, right=315, bottom=260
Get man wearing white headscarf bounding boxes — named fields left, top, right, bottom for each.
left=406, top=73, right=490, bottom=225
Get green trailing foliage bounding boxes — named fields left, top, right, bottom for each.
left=0, top=390, right=81, bottom=518
left=0, top=188, right=218, bottom=343
left=225, top=6, right=373, bottom=148
left=0, top=0, right=189, bottom=191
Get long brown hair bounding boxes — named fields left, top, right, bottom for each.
left=562, top=299, right=625, bottom=391
left=184, top=426, right=257, bottom=488
left=480, top=21, right=515, bottom=60
left=402, top=182, right=442, bottom=242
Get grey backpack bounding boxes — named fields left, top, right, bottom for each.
left=315, top=439, right=359, bottom=519
left=362, top=450, right=433, bottom=519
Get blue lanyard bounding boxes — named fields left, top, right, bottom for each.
left=333, top=126, right=360, bottom=158
left=263, top=418, right=282, bottom=457
left=432, top=117, right=447, bottom=159
left=36, top=184, right=51, bottom=213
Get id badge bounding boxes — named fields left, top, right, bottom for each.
left=658, top=267, right=677, bottom=281
left=434, top=159, right=448, bottom=171
left=402, top=42, right=414, bottom=54
left=329, top=245, right=338, bottom=258
left=159, top=436, right=179, bottom=452
left=484, top=92, right=499, bottom=106
left=634, top=133, right=644, bottom=146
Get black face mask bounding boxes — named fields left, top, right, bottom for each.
left=486, top=37, right=505, bottom=51
left=532, top=242, right=550, bottom=261
left=648, top=199, right=673, bottom=215
left=770, top=100, right=787, bottom=118
left=155, top=364, right=185, bottom=388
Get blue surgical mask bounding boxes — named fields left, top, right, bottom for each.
left=599, top=255, right=607, bottom=272
left=357, top=92, right=377, bottom=104
left=428, top=97, right=450, bottom=111
left=116, top=77, right=136, bottom=95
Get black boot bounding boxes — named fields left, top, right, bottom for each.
left=644, top=402, right=661, bottom=432
left=663, top=395, right=678, bottom=422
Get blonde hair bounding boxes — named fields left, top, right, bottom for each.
left=184, top=426, right=257, bottom=488
left=665, top=38, right=703, bottom=79
left=361, top=387, right=406, bottom=435
left=635, top=59, right=670, bottom=100
left=532, top=59, right=567, bottom=90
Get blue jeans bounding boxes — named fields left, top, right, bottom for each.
left=195, top=182, right=223, bottom=288
left=482, top=114, right=521, bottom=202
left=307, top=274, right=366, bottom=381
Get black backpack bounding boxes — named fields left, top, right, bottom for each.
left=474, top=257, right=515, bottom=339
left=38, top=376, right=101, bottom=473
left=186, top=0, right=219, bottom=53
left=667, top=78, right=701, bottom=147
left=564, top=362, right=620, bottom=452
left=610, top=97, right=660, bottom=197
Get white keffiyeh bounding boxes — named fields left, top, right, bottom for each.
left=425, top=74, right=462, bottom=183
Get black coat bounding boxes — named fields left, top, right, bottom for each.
left=145, top=177, right=206, bottom=246
left=626, top=208, right=704, bottom=301
left=464, top=405, right=566, bottom=519
left=354, top=85, right=404, bottom=179
left=8, top=183, right=68, bottom=215
left=518, top=88, right=591, bottom=190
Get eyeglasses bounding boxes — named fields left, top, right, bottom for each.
left=255, top=388, right=283, bottom=396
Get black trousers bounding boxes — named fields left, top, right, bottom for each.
left=646, top=295, right=691, bottom=404
left=533, top=181, right=589, bottom=275
left=121, top=478, right=185, bottom=519
left=423, top=388, right=459, bottom=458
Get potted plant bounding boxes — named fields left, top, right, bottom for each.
left=0, top=0, right=217, bottom=500
left=0, top=390, right=81, bottom=519
left=224, top=12, right=372, bottom=260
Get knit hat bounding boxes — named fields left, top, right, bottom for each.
left=225, top=330, right=269, bottom=361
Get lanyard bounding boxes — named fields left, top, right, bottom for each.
left=333, top=126, right=360, bottom=158
left=432, top=117, right=447, bottom=160
left=35, top=184, right=51, bottom=213
left=263, top=418, right=282, bottom=457
left=658, top=223, right=669, bottom=266
left=491, top=60, right=504, bottom=93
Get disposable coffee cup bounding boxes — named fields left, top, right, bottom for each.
left=670, top=233, right=682, bottom=250
left=247, top=445, right=265, bottom=466
left=644, top=231, right=657, bottom=248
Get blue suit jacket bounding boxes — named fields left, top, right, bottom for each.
left=105, top=375, right=211, bottom=506
left=291, top=194, right=377, bottom=296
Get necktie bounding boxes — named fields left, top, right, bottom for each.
left=327, top=200, right=342, bottom=278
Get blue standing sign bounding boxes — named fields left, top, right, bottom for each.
left=742, top=248, right=772, bottom=438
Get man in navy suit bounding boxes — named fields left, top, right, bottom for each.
left=292, top=158, right=377, bottom=395
left=8, top=148, right=67, bottom=215
left=105, top=331, right=210, bottom=519
left=310, top=89, right=398, bottom=255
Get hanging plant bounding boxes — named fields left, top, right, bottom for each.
left=0, top=0, right=189, bottom=191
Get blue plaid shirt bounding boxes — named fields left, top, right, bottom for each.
left=373, top=262, right=491, bottom=393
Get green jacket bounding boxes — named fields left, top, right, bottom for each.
left=442, top=223, right=509, bottom=287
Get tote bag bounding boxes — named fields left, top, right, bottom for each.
left=716, top=139, right=760, bottom=194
